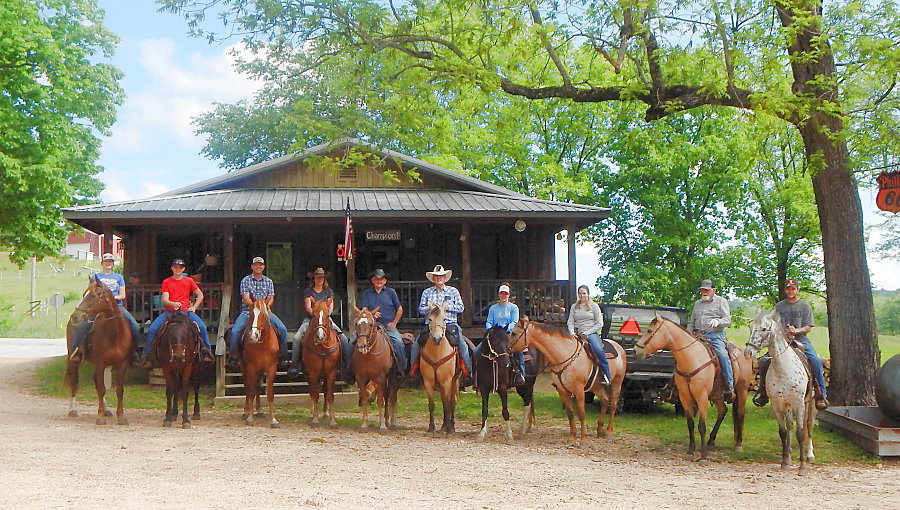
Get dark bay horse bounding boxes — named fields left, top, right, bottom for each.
left=747, top=309, right=816, bottom=474
left=420, top=301, right=461, bottom=435
left=352, top=306, right=402, bottom=430
left=509, top=316, right=627, bottom=442
left=63, top=277, right=133, bottom=425
left=475, top=326, right=514, bottom=441
left=634, top=313, right=752, bottom=460
left=155, top=311, right=201, bottom=428
left=240, top=297, right=281, bottom=428
left=303, top=297, right=341, bottom=426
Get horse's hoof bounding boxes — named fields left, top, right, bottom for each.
left=798, top=465, right=809, bottom=476
left=734, top=445, right=743, bottom=453
left=103, top=409, right=113, bottom=417
left=182, top=422, right=192, bottom=429
left=68, top=410, right=78, bottom=418
left=96, top=417, right=107, bottom=425
left=427, top=430, right=436, bottom=437
left=117, top=417, right=129, bottom=426
left=241, top=413, right=249, bottom=421
left=254, top=412, right=265, bottom=418
left=163, top=421, right=172, bottom=428
left=328, top=422, right=337, bottom=429
left=780, top=463, right=791, bottom=471
left=697, top=458, right=709, bottom=465
left=270, top=421, right=280, bottom=429
left=359, top=424, right=369, bottom=431
left=244, top=418, right=254, bottom=426
left=192, top=413, right=201, bottom=421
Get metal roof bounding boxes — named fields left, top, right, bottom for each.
left=65, top=188, right=609, bottom=226
left=162, top=138, right=524, bottom=198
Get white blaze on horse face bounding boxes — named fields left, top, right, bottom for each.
left=316, top=310, right=325, bottom=340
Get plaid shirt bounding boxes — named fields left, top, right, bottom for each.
left=418, top=285, right=465, bottom=324
left=239, top=274, right=275, bottom=313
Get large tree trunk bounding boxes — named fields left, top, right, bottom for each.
left=781, top=1, right=879, bottom=405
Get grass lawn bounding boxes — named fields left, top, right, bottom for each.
left=32, top=355, right=880, bottom=466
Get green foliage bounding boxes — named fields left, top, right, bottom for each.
left=877, top=297, right=900, bottom=335
left=0, top=0, right=123, bottom=265
left=0, top=296, right=16, bottom=335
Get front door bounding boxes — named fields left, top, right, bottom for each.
left=266, top=242, right=302, bottom=327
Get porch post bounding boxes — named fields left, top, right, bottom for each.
left=567, top=223, right=577, bottom=298
left=346, top=258, right=357, bottom=328
left=216, top=224, right=234, bottom=399
left=102, top=224, right=114, bottom=255
left=460, top=223, right=473, bottom=326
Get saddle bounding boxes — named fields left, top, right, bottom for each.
left=696, top=336, right=741, bottom=401
left=574, top=334, right=617, bottom=366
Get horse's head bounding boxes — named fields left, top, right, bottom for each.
left=85, top=276, right=117, bottom=315
left=353, top=306, right=380, bottom=353
left=70, top=278, right=103, bottom=326
left=161, top=311, right=198, bottom=364
left=247, top=296, right=271, bottom=343
left=309, top=297, right=334, bottom=345
left=634, top=311, right=668, bottom=360
left=427, top=301, right=448, bottom=344
left=484, top=326, right=511, bottom=358
left=746, top=309, right=784, bottom=356
left=508, top=316, right=530, bottom=352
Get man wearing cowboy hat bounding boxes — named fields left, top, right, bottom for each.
left=688, top=278, right=734, bottom=402
left=754, top=279, right=829, bottom=410
left=409, top=265, right=472, bottom=384
left=356, top=268, right=407, bottom=372
left=226, top=257, right=290, bottom=369
left=142, top=258, right=214, bottom=366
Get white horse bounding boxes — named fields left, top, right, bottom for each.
left=746, top=309, right=816, bottom=475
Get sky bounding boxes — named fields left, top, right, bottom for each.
left=94, top=1, right=899, bottom=292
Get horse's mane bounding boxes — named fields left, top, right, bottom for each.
left=530, top=321, right=571, bottom=338
left=486, top=326, right=510, bottom=348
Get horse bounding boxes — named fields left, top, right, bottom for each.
left=63, top=277, right=133, bottom=425
left=509, top=316, right=627, bottom=442
left=420, top=301, right=461, bottom=435
left=515, top=350, right=541, bottom=436
left=240, top=297, right=281, bottom=428
left=303, top=297, right=341, bottom=426
left=634, top=313, right=752, bottom=460
left=475, top=326, right=514, bottom=441
left=746, top=309, right=816, bottom=475
left=155, top=311, right=201, bottom=428
left=351, top=306, right=402, bottom=430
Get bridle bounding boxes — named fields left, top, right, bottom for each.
left=354, top=313, right=385, bottom=355
left=748, top=318, right=790, bottom=358
left=480, top=328, right=510, bottom=392
left=635, top=318, right=697, bottom=354
left=247, top=302, right=272, bottom=344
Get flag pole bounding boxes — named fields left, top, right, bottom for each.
left=344, top=198, right=357, bottom=325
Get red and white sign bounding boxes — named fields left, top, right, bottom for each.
left=876, top=170, right=900, bottom=214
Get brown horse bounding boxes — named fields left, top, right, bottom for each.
left=303, top=297, right=341, bottom=426
left=63, top=277, right=133, bottom=425
left=240, top=297, right=281, bottom=428
left=351, top=306, right=402, bottom=430
left=634, top=313, right=752, bottom=460
left=509, top=316, right=626, bottom=442
left=475, top=326, right=514, bottom=442
left=155, top=311, right=201, bottom=428
left=420, top=301, right=461, bottom=435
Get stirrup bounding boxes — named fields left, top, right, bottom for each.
left=753, top=392, right=769, bottom=407
left=815, top=396, right=829, bottom=410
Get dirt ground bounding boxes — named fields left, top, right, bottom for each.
left=0, top=358, right=898, bottom=509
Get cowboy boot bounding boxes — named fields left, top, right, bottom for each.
left=200, top=347, right=214, bottom=364
left=814, top=384, right=830, bottom=410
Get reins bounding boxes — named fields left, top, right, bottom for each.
left=480, top=331, right=510, bottom=393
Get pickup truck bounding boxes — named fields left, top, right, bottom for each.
left=593, top=303, right=687, bottom=407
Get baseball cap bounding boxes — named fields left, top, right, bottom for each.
left=498, top=284, right=511, bottom=294
left=101, top=253, right=115, bottom=261
left=252, top=256, right=265, bottom=264
left=785, top=279, right=799, bottom=289
left=699, top=279, right=714, bottom=290
left=171, top=258, right=186, bottom=267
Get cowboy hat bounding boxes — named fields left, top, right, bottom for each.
left=307, top=267, right=331, bottom=279
left=370, top=268, right=388, bottom=279
left=426, top=264, right=452, bottom=282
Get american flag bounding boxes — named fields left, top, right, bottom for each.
left=343, top=198, right=354, bottom=264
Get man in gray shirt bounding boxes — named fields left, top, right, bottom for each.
left=688, top=279, right=734, bottom=401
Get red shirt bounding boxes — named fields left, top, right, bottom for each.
left=161, top=276, right=199, bottom=311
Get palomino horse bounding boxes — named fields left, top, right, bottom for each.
left=634, top=313, right=752, bottom=460
left=155, top=311, right=201, bottom=428
left=303, top=297, right=341, bottom=426
left=351, top=306, right=402, bottom=430
left=509, top=316, right=627, bottom=442
left=240, top=297, right=281, bottom=428
left=63, top=277, right=133, bottom=425
left=475, top=326, right=514, bottom=442
left=746, top=309, right=816, bottom=475
left=420, top=301, right=461, bottom=435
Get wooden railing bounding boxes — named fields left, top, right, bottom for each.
left=125, top=283, right=225, bottom=331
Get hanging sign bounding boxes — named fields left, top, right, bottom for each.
left=876, top=170, right=900, bottom=214
left=365, top=230, right=402, bottom=241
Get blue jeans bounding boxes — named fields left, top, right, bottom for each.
left=585, top=332, right=612, bottom=381
left=72, top=304, right=142, bottom=348
left=228, top=310, right=289, bottom=354
left=473, top=341, right=525, bottom=375
left=143, top=311, right=210, bottom=356
left=799, top=336, right=828, bottom=398
left=706, top=331, right=733, bottom=390
left=410, top=323, right=471, bottom=374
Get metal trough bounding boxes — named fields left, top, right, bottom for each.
left=818, top=406, right=900, bottom=456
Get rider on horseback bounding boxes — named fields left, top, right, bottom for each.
left=409, top=265, right=472, bottom=386
left=473, top=283, right=526, bottom=386
left=689, top=279, right=734, bottom=402
left=142, top=259, right=214, bottom=367
left=287, top=267, right=352, bottom=380
left=354, top=268, right=407, bottom=373
left=754, top=279, right=829, bottom=410
left=227, top=257, right=290, bottom=370
left=567, top=285, right=611, bottom=385
left=70, top=253, right=142, bottom=362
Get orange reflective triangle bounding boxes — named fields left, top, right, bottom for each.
left=619, top=317, right=641, bottom=335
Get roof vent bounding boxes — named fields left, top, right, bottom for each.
left=338, top=168, right=358, bottom=181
